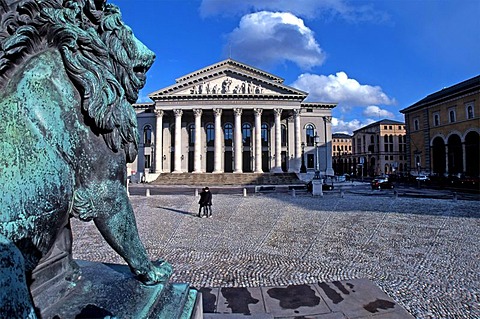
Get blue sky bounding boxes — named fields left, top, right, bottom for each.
left=112, top=0, right=480, bottom=134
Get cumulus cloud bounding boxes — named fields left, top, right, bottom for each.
left=226, top=11, right=325, bottom=70
left=362, top=105, right=394, bottom=119
left=331, top=117, right=376, bottom=134
left=291, top=72, right=395, bottom=106
left=200, top=0, right=389, bottom=22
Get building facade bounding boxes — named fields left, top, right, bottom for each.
left=130, top=59, right=336, bottom=181
left=332, top=133, right=353, bottom=175
left=400, top=75, right=480, bottom=177
left=352, top=119, right=407, bottom=177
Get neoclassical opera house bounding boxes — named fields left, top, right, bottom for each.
left=130, top=59, right=336, bottom=182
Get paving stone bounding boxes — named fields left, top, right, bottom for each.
left=71, top=193, right=480, bottom=319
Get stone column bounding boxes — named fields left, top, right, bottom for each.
left=213, top=108, right=223, bottom=173
left=323, top=116, right=335, bottom=176
left=272, top=108, right=283, bottom=173
left=233, top=108, right=243, bottom=173
left=462, top=142, right=466, bottom=174
left=154, top=110, right=163, bottom=173
left=445, top=145, right=449, bottom=174
left=254, top=108, right=263, bottom=173
left=173, top=109, right=183, bottom=173
left=293, top=109, right=301, bottom=173
left=193, top=108, right=202, bottom=173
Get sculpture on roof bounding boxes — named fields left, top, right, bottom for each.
left=0, top=0, right=171, bottom=316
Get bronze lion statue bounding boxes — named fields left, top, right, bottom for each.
left=0, top=0, right=171, bottom=317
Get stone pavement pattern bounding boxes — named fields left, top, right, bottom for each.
left=71, top=193, right=480, bottom=318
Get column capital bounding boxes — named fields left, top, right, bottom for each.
left=234, top=108, right=243, bottom=116
left=173, top=109, right=183, bottom=117
left=213, top=108, right=223, bottom=116
left=254, top=108, right=263, bottom=116
left=193, top=108, right=203, bottom=117
left=292, top=108, right=301, bottom=116
left=154, top=109, right=164, bottom=117
left=274, top=108, right=283, bottom=116
left=323, top=116, right=332, bottom=123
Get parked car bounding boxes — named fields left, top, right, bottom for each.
left=371, top=177, right=394, bottom=190
left=307, top=180, right=335, bottom=192
left=416, top=175, right=430, bottom=182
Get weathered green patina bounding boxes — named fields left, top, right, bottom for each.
left=0, top=0, right=174, bottom=317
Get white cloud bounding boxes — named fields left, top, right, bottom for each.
left=331, top=117, right=376, bottom=134
left=291, top=72, right=396, bottom=106
left=200, top=0, right=389, bottom=22
left=362, top=105, right=394, bottom=119
left=226, top=11, right=325, bottom=70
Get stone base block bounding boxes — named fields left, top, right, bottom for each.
left=32, top=260, right=201, bottom=319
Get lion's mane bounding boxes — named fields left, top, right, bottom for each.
left=0, top=0, right=149, bottom=161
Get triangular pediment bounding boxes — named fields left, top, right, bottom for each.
left=149, top=59, right=307, bottom=99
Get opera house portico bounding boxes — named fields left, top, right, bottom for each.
left=130, top=59, right=336, bottom=182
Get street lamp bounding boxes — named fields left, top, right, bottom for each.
left=300, top=142, right=307, bottom=173
left=314, top=135, right=320, bottom=179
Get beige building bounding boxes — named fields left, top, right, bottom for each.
left=352, top=119, right=407, bottom=177
left=400, top=75, right=480, bottom=177
left=332, top=133, right=353, bottom=175
left=130, top=59, right=336, bottom=181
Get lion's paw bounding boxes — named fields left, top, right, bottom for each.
left=138, top=261, right=173, bottom=286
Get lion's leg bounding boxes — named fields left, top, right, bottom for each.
left=93, top=192, right=172, bottom=285
left=0, top=235, right=38, bottom=318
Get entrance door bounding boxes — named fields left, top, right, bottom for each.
left=206, top=151, right=214, bottom=172
left=224, top=151, right=233, bottom=172
left=262, top=151, right=269, bottom=172
left=281, top=151, right=287, bottom=172
left=243, top=150, right=252, bottom=172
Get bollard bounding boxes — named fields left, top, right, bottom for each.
left=243, top=188, right=247, bottom=197
left=394, top=190, right=398, bottom=199
left=146, top=188, right=150, bottom=197
left=340, top=190, right=344, bottom=198
left=292, top=189, right=296, bottom=197
left=195, top=188, right=199, bottom=197
left=453, top=192, right=457, bottom=201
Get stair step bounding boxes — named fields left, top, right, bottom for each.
left=151, top=173, right=304, bottom=186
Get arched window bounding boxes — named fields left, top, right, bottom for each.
left=305, top=124, right=315, bottom=146
left=224, top=123, right=233, bottom=146
left=206, top=123, right=214, bottom=146
left=466, top=104, right=474, bottom=119
left=449, top=109, right=456, bottom=123
left=261, top=123, right=269, bottom=146
left=414, top=119, right=419, bottom=131
left=188, top=124, right=195, bottom=146
left=143, top=125, right=152, bottom=146
left=242, top=123, right=252, bottom=146
left=281, top=124, right=287, bottom=147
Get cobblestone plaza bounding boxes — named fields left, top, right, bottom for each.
left=71, top=192, right=479, bottom=318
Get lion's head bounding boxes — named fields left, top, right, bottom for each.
left=0, top=0, right=155, bottom=162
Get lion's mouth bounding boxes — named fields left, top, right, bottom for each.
left=133, top=66, right=147, bottom=83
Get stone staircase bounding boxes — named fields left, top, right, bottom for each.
left=150, top=173, right=304, bottom=186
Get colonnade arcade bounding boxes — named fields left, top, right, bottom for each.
left=141, top=106, right=307, bottom=174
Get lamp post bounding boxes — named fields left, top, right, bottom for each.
left=300, top=142, right=307, bottom=173
left=314, top=135, right=320, bottom=179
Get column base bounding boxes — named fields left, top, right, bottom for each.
left=233, top=170, right=243, bottom=174
left=212, top=170, right=224, bottom=174
left=172, top=170, right=183, bottom=174
left=271, top=167, right=283, bottom=173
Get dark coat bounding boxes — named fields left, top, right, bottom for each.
left=203, top=191, right=212, bottom=206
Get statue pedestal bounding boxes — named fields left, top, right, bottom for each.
left=32, top=260, right=202, bottom=319
left=312, top=179, right=324, bottom=196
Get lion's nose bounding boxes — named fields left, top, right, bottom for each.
left=133, top=36, right=155, bottom=71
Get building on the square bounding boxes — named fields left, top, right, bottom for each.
left=352, top=119, right=407, bottom=177
left=332, top=133, right=354, bottom=176
left=400, top=75, right=479, bottom=177
left=130, top=59, right=336, bottom=182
